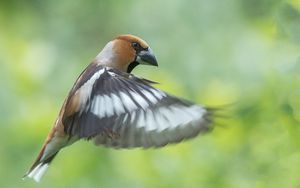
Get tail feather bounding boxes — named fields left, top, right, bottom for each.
left=26, top=163, right=50, bottom=182
left=23, top=151, right=58, bottom=182
left=24, top=133, right=77, bottom=182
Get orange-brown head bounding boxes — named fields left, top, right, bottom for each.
left=94, top=34, right=158, bottom=73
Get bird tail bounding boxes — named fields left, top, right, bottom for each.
left=23, top=152, right=58, bottom=182
left=23, top=138, right=61, bottom=182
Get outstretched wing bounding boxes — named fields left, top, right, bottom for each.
left=63, top=66, right=214, bottom=148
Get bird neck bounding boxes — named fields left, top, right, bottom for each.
left=93, top=41, right=130, bottom=72
left=94, top=41, right=116, bottom=64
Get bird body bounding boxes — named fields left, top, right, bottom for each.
left=24, top=34, right=214, bottom=182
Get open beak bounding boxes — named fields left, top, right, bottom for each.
left=137, top=47, right=158, bottom=66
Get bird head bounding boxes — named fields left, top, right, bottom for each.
left=94, top=34, right=158, bottom=73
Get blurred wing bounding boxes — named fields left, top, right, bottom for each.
left=63, top=67, right=213, bottom=148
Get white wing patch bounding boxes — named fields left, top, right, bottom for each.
left=103, top=95, right=114, bottom=117
left=91, top=95, right=104, bottom=118
left=76, top=67, right=169, bottom=119
left=93, top=102, right=211, bottom=148
left=141, top=89, right=158, bottom=104
left=78, top=68, right=105, bottom=114
left=129, top=90, right=149, bottom=109
left=91, top=87, right=168, bottom=119
left=136, top=110, right=146, bottom=128
left=154, top=111, right=170, bottom=131
left=119, top=91, right=138, bottom=112
left=88, top=77, right=206, bottom=133
left=66, top=67, right=213, bottom=149
left=111, top=93, right=126, bottom=115
left=148, top=105, right=206, bottom=131
left=144, top=109, right=157, bottom=131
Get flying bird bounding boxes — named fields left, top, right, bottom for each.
left=24, top=34, right=215, bottom=182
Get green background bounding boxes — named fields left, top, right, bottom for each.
left=1, top=0, right=300, bottom=187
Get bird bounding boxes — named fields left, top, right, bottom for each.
left=24, top=34, right=215, bottom=182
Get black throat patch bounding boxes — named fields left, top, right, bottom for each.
left=127, top=61, right=139, bottom=73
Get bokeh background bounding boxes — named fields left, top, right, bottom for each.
left=1, top=0, right=300, bottom=187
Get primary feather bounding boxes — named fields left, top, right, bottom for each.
left=63, top=67, right=213, bottom=148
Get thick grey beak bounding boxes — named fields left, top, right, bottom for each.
left=137, top=47, right=158, bottom=66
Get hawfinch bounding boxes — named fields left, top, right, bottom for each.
left=24, top=34, right=214, bottom=182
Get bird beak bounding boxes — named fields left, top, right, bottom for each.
left=137, top=47, right=158, bottom=66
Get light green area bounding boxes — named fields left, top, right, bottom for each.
left=1, top=0, right=300, bottom=187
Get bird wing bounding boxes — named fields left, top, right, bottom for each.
left=63, top=65, right=214, bottom=148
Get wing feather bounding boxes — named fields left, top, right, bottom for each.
left=63, top=66, right=214, bottom=148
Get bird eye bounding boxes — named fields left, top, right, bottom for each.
left=132, top=42, right=141, bottom=50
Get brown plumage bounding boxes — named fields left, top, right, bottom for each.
left=24, top=34, right=214, bottom=182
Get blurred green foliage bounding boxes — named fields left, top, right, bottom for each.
left=1, top=0, right=300, bottom=187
